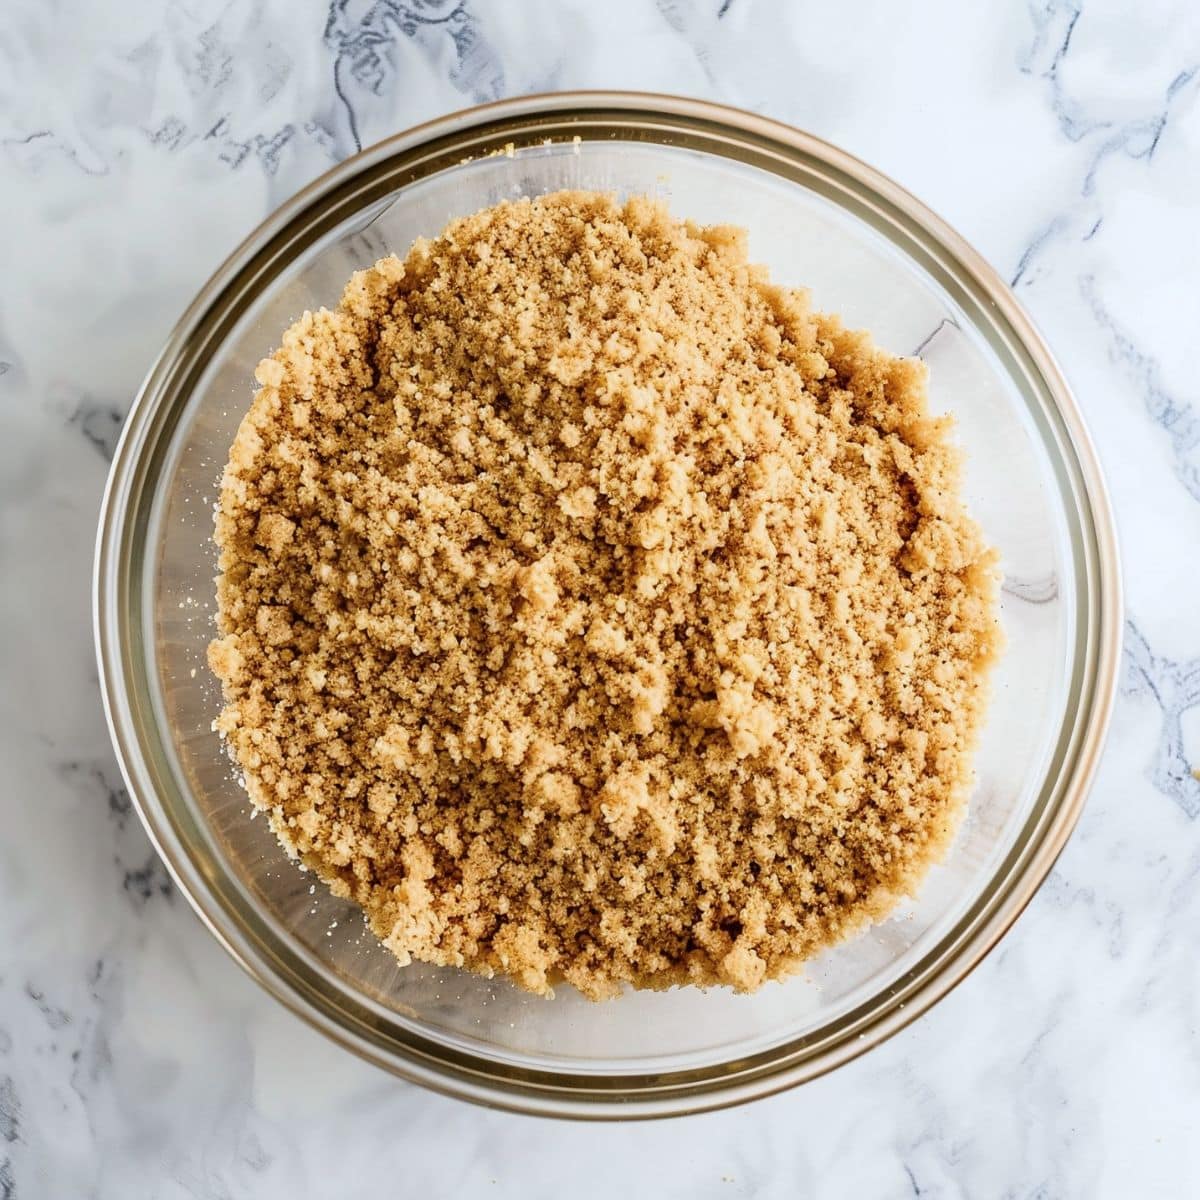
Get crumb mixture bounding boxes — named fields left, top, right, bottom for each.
left=209, top=191, right=1001, bottom=999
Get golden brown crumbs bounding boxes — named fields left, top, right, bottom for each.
left=209, top=191, right=1001, bottom=999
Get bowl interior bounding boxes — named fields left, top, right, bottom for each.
left=144, top=136, right=1075, bottom=1074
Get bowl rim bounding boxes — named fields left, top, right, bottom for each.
left=94, top=90, right=1122, bottom=1119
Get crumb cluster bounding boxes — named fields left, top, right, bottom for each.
left=209, top=191, right=1001, bottom=999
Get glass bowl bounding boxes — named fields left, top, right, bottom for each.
left=94, top=93, right=1121, bottom=1118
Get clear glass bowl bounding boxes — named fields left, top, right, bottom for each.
left=95, top=93, right=1121, bottom=1117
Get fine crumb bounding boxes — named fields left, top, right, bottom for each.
left=209, top=191, right=1002, bottom=1000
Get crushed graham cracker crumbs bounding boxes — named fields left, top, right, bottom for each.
left=209, top=191, right=1002, bottom=999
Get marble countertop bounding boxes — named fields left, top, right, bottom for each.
left=3, top=1, right=1199, bottom=1195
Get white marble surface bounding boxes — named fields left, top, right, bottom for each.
left=2, top=0, right=1199, bottom=1195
